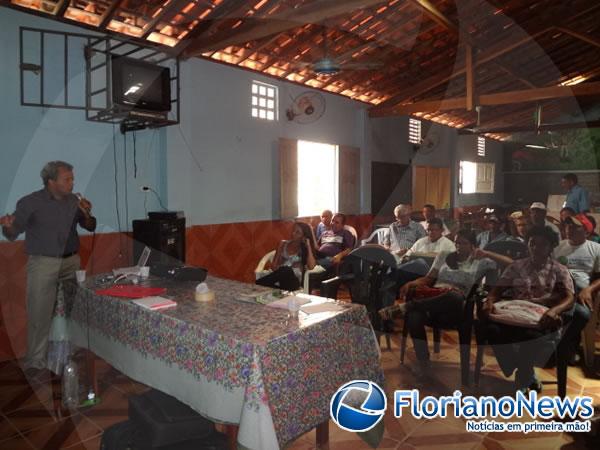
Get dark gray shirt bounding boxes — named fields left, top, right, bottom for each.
left=10, top=189, right=88, bottom=257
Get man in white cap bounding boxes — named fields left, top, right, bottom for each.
left=530, top=202, right=560, bottom=239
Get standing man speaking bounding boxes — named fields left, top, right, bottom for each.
left=0, top=161, right=96, bottom=375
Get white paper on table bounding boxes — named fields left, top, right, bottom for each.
left=265, top=295, right=311, bottom=310
left=132, top=296, right=177, bottom=310
left=300, top=303, right=345, bottom=314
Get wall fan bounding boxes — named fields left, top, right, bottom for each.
left=291, top=30, right=382, bottom=76
left=286, top=91, right=326, bottom=124
left=414, top=128, right=441, bottom=155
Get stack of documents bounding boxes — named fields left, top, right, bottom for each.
left=132, top=296, right=177, bottom=311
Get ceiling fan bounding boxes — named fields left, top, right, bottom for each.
left=291, top=29, right=382, bottom=76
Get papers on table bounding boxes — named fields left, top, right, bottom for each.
left=264, top=295, right=311, bottom=310
left=132, top=296, right=177, bottom=311
left=237, top=291, right=285, bottom=305
left=300, top=303, right=346, bottom=314
left=236, top=290, right=352, bottom=315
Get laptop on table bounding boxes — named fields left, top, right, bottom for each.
left=113, top=246, right=151, bottom=276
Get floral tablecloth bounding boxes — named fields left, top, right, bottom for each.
left=51, top=275, right=383, bottom=450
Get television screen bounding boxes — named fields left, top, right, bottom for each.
left=111, top=56, right=171, bottom=112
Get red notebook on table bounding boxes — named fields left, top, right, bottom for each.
left=95, top=285, right=167, bottom=299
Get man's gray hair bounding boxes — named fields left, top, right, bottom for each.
left=394, top=204, right=412, bottom=217
left=40, top=161, right=73, bottom=186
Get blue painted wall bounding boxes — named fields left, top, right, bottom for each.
left=0, top=7, right=166, bottom=238
left=0, top=6, right=505, bottom=236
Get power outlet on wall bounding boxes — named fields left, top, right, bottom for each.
left=140, top=186, right=150, bottom=192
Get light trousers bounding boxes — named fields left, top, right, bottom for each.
left=25, top=254, right=80, bottom=369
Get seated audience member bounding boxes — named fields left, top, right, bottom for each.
left=315, top=209, right=332, bottom=241
left=405, top=218, right=456, bottom=257
left=316, top=213, right=355, bottom=268
left=584, top=214, right=600, bottom=243
left=383, top=204, right=426, bottom=257
left=382, top=218, right=457, bottom=306
left=560, top=206, right=576, bottom=223
left=256, top=222, right=316, bottom=291
left=476, top=214, right=508, bottom=248
left=480, top=226, right=574, bottom=393
left=419, top=204, right=450, bottom=236
left=553, top=215, right=597, bottom=361
left=530, top=202, right=560, bottom=239
left=381, top=230, right=502, bottom=375
left=559, top=207, right=576, bottom=239
left=507, top=211, right=528, bottom=243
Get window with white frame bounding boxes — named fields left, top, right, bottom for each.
left=297, top=140, right=338, bottom=217
left=477, top=136, right=486, bottom=157
left=251, top=81, right=278, bottom=121
left=459, top=161, right=495, bottom=194
left=408, top=118, right=421, bottom=144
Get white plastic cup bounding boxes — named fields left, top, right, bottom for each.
left=287, top=297, right=301, bottom=318
left=75, top=270, right=86, bottom=284
left=139, top=266, right=150, bottom=278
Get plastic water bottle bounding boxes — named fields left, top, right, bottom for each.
left=62, top=360, right=79, bottom=409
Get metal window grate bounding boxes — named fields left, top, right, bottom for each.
left=408, top=118, right=421, bottom=144
left=477, top=136, right=486, bottom=157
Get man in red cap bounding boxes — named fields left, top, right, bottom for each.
left=553, top=214, right=599, bottom=367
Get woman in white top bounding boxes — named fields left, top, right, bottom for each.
left=257, top=222, right=317, bottom=291
left=381, top=230, right=509, bottom=373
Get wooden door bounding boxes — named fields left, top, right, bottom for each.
left=412, top=166, right=451, bottom=210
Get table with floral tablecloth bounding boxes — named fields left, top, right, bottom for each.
left=49, top=274, right=383, bottom=450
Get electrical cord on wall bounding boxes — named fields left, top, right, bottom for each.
left=177, top=124, right=203, bottom=173
left=112, top=124, right=123, bottom=258
left=133, top=130, right=138, bottom=178
left=123, top=133, right=129, bottom=243
left=141, top=186, right=168, bottom=211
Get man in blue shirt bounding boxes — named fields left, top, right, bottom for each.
left=562, top=173, right=590, bottom=214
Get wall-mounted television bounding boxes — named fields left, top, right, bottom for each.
left=111, top=56, right=171, bottom=113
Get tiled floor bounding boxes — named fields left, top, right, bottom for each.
left=0, top=329, right=598, bottom=449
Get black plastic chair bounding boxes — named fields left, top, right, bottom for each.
left=399, top=277, right=485, bottom=386
left=473, top=240, right=569, bottom=397
left=482, top=239, right=528, bottom=260
left=320, top=245, right=397, bottom=349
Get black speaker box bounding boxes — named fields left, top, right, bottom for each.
left=132, top=217, right=185, bottom=266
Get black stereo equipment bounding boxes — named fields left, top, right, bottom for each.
left=148, top=211, right=184, bottom=221
left=132, top=217, right=185, bottom=266
left=150, top=264, right=207, bottom=282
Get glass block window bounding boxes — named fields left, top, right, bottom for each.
left=251, top=81, right=278, bottom=121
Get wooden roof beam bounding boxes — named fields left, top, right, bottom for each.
left=459, top=120, right=600, bottom=134
left=54, top=0, right=70, bottom=17
left=407, top=0, right=458, bottom=34
left=465, top=44, right=474, bottom=111
left=140, top=0, right=191, bottom=39
left=182, top=0, right=389, bottom=58
left=555, top=26, right=600, bottom=49
left=370, top=28, right=550, bottom=114
left=370, top=81, right=600, bottom=117
left=99, top=0, right=123, bottom=28
left=371, top=2, right=600, bottom=114
left=491, top=61, right=537, bottom=89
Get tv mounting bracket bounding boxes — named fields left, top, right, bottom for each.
left=18, top=26, right=180, bottom=133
